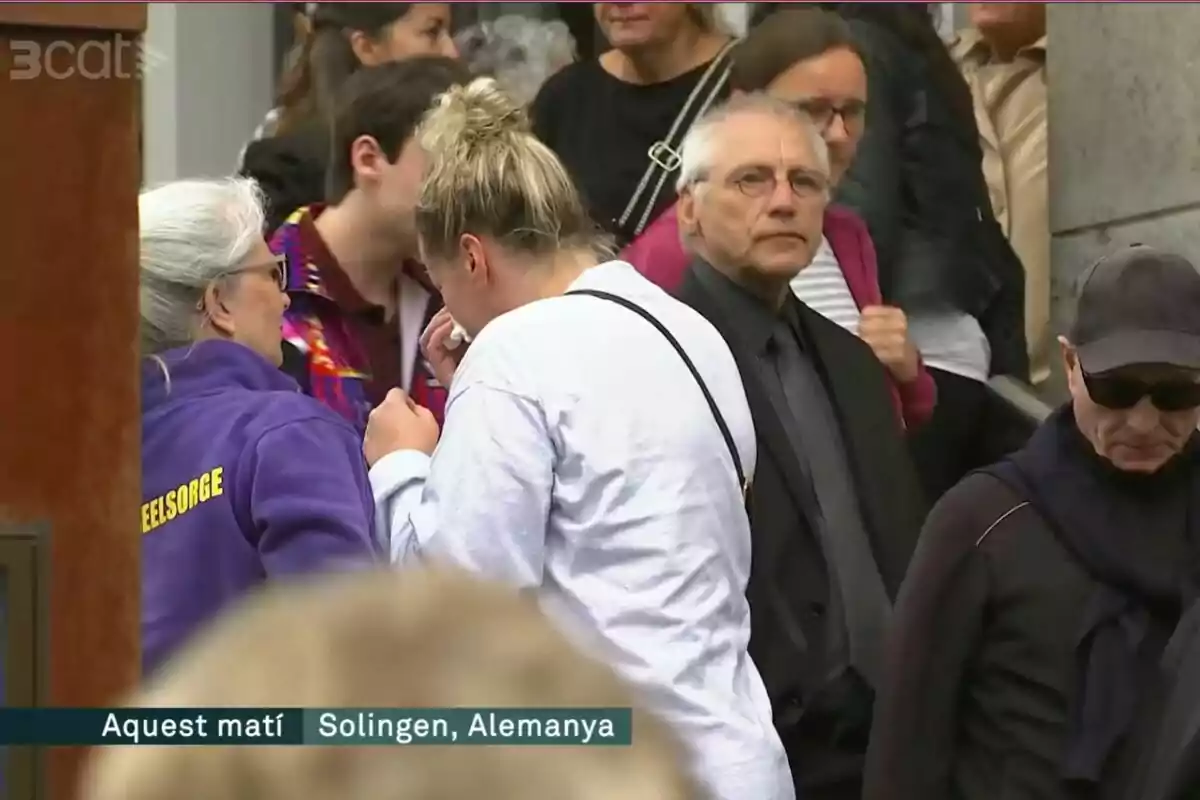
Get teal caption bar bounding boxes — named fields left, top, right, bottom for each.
left=0, top=709, right=305, bottom=745
left=0, top=708, right=632, bottom=746
left=302, top=708, right=631, bottom=745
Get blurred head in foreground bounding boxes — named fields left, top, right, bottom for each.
left=80, top=568, right=697, bottom=800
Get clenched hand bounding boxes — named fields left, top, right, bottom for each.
left=363, top=389, right=440, bottom=467
left=858, top=305, right=920, bottom=384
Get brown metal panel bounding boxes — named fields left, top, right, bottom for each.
left=0, top=16, right=142, bottom=800
left=0, top=526, right=51, bottom=800
left=0, top=4, right=144, bottom=33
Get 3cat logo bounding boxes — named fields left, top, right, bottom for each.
left=9, top=35, right=167, bottom=81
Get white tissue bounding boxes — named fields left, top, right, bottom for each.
left=446, top=322, right=470, bottom=350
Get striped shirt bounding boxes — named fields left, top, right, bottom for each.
left=790, top=236, right=861, bottom=334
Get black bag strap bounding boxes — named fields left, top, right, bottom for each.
left=566, top=289, right=747, bottom=501
left=614, top=41, right=736, bottom=244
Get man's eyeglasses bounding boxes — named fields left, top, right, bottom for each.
left=1082, top=371, right=1200, bottom=412
left=726, top=168, right=829, bottom=200
left=791, top=98, right=866, bottom=132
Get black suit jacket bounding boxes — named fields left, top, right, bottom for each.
left=676, top=264, right=927, bottom=796
left=1125, top=600, right=1200, bottom=800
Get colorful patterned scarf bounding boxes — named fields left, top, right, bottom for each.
left=271, top=206, right=377, bottom=432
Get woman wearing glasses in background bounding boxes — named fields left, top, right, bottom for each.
left=137, top=177, right=383, bottom=678
left=757, top=2, right=1030, bottom=502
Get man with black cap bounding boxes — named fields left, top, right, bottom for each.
left=863, top=244, right=1200, bottom=800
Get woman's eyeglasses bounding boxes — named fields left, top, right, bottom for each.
left=1083, top=371, right=1200, bottom=411
left=791, top=98, right=867, bottom=133
left=227, top=254, right=289, bottom=291
left=197, top=255, right=290, bottom=313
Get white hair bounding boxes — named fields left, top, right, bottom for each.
left=455, top=16, right=577, bottom=107
left=138, top=177, right=265, bottom=354
left=676, top=93, right=831, bottom=192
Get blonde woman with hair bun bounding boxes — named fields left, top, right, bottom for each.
left=412, top=77, right=602, bottom=288
left=361, top=76, right=795, bottom=800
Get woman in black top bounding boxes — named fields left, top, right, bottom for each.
left=531, top=3, right=732, bottom=247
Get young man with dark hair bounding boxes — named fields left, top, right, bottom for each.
left=271, top=56, right=471, bottom=432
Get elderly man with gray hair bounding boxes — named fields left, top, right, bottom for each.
left=671, top=93, right=926, bottom=800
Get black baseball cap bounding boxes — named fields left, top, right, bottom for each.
left=1071, top=244, right=1200, bottom=374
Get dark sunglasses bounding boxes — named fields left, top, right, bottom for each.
left=1082, top=371, right=1200, bottom=411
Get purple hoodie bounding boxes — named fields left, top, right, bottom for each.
left=140, top=340, right=381, bottom=675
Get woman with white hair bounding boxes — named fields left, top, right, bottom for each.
left=138, top=177, right=382, bottom=677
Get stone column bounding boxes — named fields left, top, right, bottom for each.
left=142, top=2, right=275, bottom=184
left=1049, top=3, right=1200, bottom=338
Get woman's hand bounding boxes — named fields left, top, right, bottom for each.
left=858, top=305, right=920, bottom=384
left=420, top=307, right=467, bottom=390
left=364, top=389, right=440, bottom=466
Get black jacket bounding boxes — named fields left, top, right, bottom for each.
left=239, top=122, right=328, bottom=234
left=864, top=467, right=1174, bottom=800
left=1124, top=600, right=1200, bottom=800
left=676, top=265, right=926, bottom=798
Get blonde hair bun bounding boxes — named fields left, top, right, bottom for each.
left=423, top=76, right=528, bottom=148
left=414, top=75, right=606, bottom=261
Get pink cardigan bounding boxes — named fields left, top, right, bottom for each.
left=623, top=203, right=936, bottom=429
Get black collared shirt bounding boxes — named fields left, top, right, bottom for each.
left=692, top=258, right=801, bottom=355
left=692, top=258, right=891, bottom=686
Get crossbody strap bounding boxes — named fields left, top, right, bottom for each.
left=566, top=289, right=747, bottom=500
left=615, top=41, right=736, bottom=243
